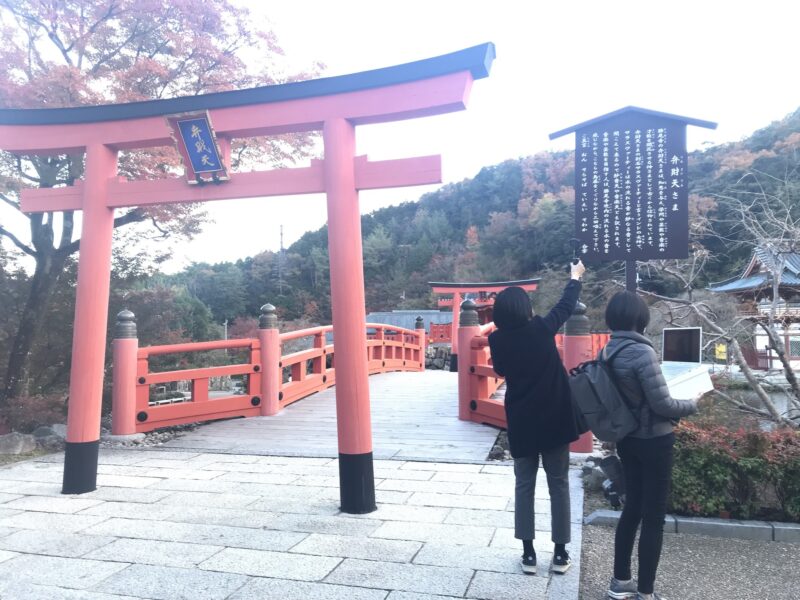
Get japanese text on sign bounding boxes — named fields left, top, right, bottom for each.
left=575, top=115, right=688, bottom=261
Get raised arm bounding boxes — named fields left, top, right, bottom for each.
left=541, top=260, right=585, bottom=335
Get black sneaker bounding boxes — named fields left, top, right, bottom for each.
left=608, top=577, right=637, bottom=598
left=636, top=594, right=665, bottom=600
left=521, top=553, right=537, bottom=574
left=551, top=550, right=571, bottom=574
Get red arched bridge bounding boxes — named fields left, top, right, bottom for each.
left=111, top=301, right=609, bottom=454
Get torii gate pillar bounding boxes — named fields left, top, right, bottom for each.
left=63, top=144, right=117, bottom=493
left=324, top=118, right=374, bottom=512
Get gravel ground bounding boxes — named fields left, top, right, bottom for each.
left=580, top=524, right=799, bottom=600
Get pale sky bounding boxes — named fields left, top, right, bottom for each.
left=4, top=0, right=800, bottom=272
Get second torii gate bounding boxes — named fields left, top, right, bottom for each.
left=0, top=43, right=495, bottom=513
left=429, top=279, right=539, bottom=370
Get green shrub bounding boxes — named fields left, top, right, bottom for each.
left=670, top=423, right=800, bottom=522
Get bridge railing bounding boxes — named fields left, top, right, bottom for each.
left=111, top=306, right=426, bottom=434
left=458, top=299, right=608, bottom=452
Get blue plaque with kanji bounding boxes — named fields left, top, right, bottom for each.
left=167, top=111, right=229, bottom=184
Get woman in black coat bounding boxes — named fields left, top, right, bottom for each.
left=488, top=260, right=584, bottom=575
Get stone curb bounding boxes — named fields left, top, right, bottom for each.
left=584, top=509, right=800, bottom=542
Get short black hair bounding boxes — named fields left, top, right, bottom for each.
left=605, top=290, right=650, bottom=333
left=493, top=286, right=533, bottom=330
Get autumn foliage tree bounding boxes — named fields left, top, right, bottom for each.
left=0, top=0, right=318, bottom=407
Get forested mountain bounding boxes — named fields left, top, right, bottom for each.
left=1, top=108, right=799, bottom=400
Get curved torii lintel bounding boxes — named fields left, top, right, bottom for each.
left=0, top=43, right=495, bottom=154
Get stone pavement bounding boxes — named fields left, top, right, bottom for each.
left=0, top=372, right=584, bottom=599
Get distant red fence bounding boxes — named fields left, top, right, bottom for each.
left=429, top=322, right=452, bottom=344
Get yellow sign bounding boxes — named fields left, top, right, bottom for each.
left=715, top=343, right=727, bottom=360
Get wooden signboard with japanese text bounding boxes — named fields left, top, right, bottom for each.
left=574, top=113, right=688, bottom=261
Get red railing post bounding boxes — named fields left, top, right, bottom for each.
left=415, top=316, right=426, bottom=371
left=563, top=300, right=594, bottom=453
left=111, top=310, right=138, bottom=435
left=258, top=303, right=281, bottom=416
left=457, top=300, right=481, bottom=421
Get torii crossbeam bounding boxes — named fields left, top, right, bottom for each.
left=0, top=43, right=495, bottom=512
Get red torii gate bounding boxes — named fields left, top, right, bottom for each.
left=429, top=279, right=539, bottom=370
left=0, top=43, right=495, bottom=512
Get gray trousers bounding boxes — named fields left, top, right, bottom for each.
left=513, top=444, right=571, bottom=543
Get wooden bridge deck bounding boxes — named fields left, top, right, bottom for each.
left=162, top=371, right=503, bottom=462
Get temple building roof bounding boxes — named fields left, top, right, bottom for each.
left=708, top=246, right=800, bottom=295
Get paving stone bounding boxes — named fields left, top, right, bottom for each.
left=95, top=474, right=162, bottom=488
left=81, top=486, right=174, bottom=504
left=3, top=495, right=104, bottom=514
left=0, top=529, right=116, bottom=557
left=0, top=582, right=140, bottom=600
left=0, top=526, right=17, bottom=538
left=444, top=507, right=514, bottom=528
left=294, top=474, right=347, bottom=487
left=375, top=468, right=434, bottom=481
left=246, top=495, right=341, bottom=515
left=0, top=507, right=22, bottom=520
left=375, top=490, right=415, bottom=504
left=291, top=532, right=422, bottom=562
left=229, top=577, right=388, bottom=600
left=376, top=479, right=470, bottom=494
left=251, top=455, right=335, bottom=466
left=407, top=492, right=507, bottom=510
left=466, top=569, right=548, bottom=599
left=143, top=466, right=228, bottom=480
left=325, top=558, right=473, bottom=596
left=0, top=554, right=128, bottom=589
left=213, top=470, right=327, bottom=485
left=464, top=482, right=515, bottom=497
left=199, top=546, right=341, bottom=580
left=371, top=521, right=495, bottom=546
left=84, top=538, right=223, bottom=567
left=0, top=511, right=108, bottom=533
left=85, top=517, right=307, bottom=550
left=82, top=501, right=277, bottom=528
left=156, top=490, right=261, bottom=509
left=480, top=464, right=514, bottom=474
left=431, top=472, right=514, bottom=485
left=489, top=528, right=555, bottom=553
left=0, top=492, right=23, bottom=503
left=94, top=563, right=249, bottom=599
left=103, top=449, right=201, bottom=464
left=402, top=462, right=483, bottom=473
left=345, top=503, right=450, bottom=523
left=387, top=593, right=464, bottom=600
left=0, top=481, right=60, bottom=495
left=270, top=512, right=383, bottom=536
left=413, top=542, right=524, bottom=573
left=0, top=549, right=17, bottom=562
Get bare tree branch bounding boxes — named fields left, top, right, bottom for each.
left=0, top=225, right=35, bottom=257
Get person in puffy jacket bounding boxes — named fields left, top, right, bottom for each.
left=603, top=291, right=700, bottom=600
left=488, top=259, right=585, bottom=576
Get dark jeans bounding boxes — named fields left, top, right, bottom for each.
left=613, top=433, right=674, bottom=595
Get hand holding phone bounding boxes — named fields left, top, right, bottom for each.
left=570, top=259, right=586, bottom=280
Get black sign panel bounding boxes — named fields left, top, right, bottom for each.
left=574, top=113, right=688, bottom=261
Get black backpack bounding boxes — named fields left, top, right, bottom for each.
left=568, top=340, right=641, bottom=442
